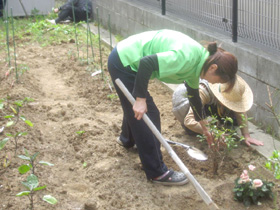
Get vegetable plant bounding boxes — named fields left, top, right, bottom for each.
left=18, top=149, right=54, bottom=175
left=6, top=131, right=27, bottom=157
left=16, top=174, right=57, bottom=210
left=4, top=97, right=34, bottom=127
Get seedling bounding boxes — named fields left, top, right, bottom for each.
left=6, top=131, right=27, bottom=157
left=18, top=149, right=54, bottom=175
left=107, top=93, right=118, bottom=101
left=76, top=130, right=85, bottom=135
left=16, top=174, right=57, bottom=210
left=265, top=150, right=280, bottom=180
left=4, top=97, right=34, bottom=127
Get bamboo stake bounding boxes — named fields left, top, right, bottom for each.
left=3, top=0, right=10, bottom=66
left=85, top=0, right=94, bottom=61
left=115, top=78, right=219, bottom=210
left=96, top=7, right=103, bottom=79
left=108, top=14, right=112, bottom=51
left=71, top=2, right=79, bottom=59
left=10, top=8, right=18, bottom=82
left=86, top=3, right=89, bottom=64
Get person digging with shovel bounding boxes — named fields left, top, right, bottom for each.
left=108, top=29, right=238, bottom=186
left=172, top=75, right=264, bottom=147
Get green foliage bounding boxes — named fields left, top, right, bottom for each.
left=198, top=114, right=244, bottom=153
left=265, top=150, right=280, bottom=180
left=233, top=165, right=275, bottom=207
left=107, top=93, right=118, bottom=101
left=17, top=150, right=56, bottom=209
left=0, top=137, right=9, bottom=150
left=76, top=130, right=85, bottom=135
left=18, top=149, right=53, bottom=175
left=43, top=195, right=58, bottom=204
left=16, top=174, right=56, bottom=209
left=2, top=97, right=34, bottom=127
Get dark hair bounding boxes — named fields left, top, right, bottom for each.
left=202, top=42, right=237, bottom=92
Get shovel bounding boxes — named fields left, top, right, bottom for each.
left=115, top=78, right=219, bottom=210
left=166, top=139, right=208, bottom=161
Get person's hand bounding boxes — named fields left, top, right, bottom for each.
left=54, top=8, right=59, bottom=13
left=199, top=120, right=214, bottom=148
left=133, top=97, right=147, bottom=120
left=244, top=134, right=264, bottom=146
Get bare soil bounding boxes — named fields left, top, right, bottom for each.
left=0, top=27, right=279, bottom=210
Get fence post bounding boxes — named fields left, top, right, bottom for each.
left=162, top=0, right=166, bottom=15
left=232, top=0, right=238, bottom=42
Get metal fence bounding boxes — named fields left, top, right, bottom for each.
left=133, top=0, right=280, bottom=52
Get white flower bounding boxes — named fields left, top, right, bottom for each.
left=248, top=165, right=256, bottom=171
left=252, top=179, right=263, bottom=189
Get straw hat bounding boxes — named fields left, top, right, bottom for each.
left=208, top=75, right=253, bottom=112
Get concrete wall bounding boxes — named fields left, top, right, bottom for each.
left=92, top=0, right=280, bottom=137
left=4, top=0, right=54, bottom=17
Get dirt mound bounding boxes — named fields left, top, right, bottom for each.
left=0, top=39, right=278, bottom=210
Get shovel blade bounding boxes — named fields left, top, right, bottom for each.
left=187, top=147, right=208, bottom=161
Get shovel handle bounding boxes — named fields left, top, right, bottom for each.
left=115, top=78, right=218, bottom=209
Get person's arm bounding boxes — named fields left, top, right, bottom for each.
left=184, top=83, right=213, bottom=147
left=132, top=55, right=158, bottom=120
left=184, top=86, right=210, bottom=134
left=235, top=112, right=264, bottom=146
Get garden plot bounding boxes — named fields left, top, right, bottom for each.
left=0, top=16, right=279, bottom=210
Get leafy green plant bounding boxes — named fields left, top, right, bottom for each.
left=16, top=174, right=57, bottom=210
left=76, top=130, right=85, bottom=135
left=6, top=131, right=27, bottom=157
left=18, top=149, right=54, bottom=175
left=107, top=93, right=118, bottom=101
left=4, top=97, right=34, bottom=127
left=198, top=113, right=244, bottom=174
left=265, top=150, right=280, bottom=180
left=233, top=165, right=274, bottom=207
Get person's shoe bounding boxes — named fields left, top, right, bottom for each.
left=116, top=137, right=124, bottom=146
left=151, top=170, right=188, bottom=186
left=116, top=137, right=137, bottom=149
left=46, top=19, right=56, bottom=25
left=60, top=20, right=71, bottom=24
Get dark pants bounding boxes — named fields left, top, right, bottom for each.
left=55, top=7, right=88, bottom=23
left=108, top=47, right=168, bottom=179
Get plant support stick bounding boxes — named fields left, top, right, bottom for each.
left=11, top=8, right=18, bottom=82
left=96, top=7, right=104, bottom=79
left=72, top=2, right=79, bottom=59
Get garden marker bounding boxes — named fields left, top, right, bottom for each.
left=115, top=78, right=219, bottom=210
